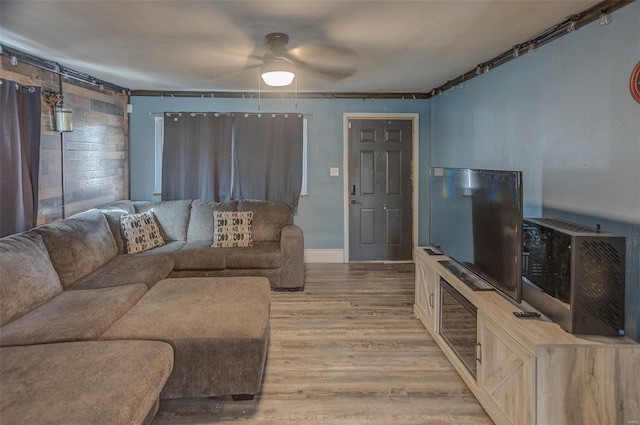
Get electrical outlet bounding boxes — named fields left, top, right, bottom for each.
left=330, top=167, right=340, bottom=176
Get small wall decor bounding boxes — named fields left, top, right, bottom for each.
left=44, top=90, right=73, bottom=132
left=630, top=61, right=640, bottom=104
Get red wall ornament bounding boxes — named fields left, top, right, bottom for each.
left=630, top=61, right=640, bottom=104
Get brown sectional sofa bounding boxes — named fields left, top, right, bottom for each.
left=0, top=199, right=302, bottom=424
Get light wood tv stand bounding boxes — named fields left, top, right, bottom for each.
left=414, top=247, right=640, bottom=425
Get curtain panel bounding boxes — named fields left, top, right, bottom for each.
left=233, top=114, right=303, bottom=210
left=162, top=113, right=233, bottom=202
left=0, top=79, right=42, bottom=237
left=161, top=112, right=303, bottom=210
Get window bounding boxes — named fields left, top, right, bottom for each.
left=153, top=114, right=308, bottom=198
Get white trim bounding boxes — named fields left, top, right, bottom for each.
left=343, top=113, right=420, bottom=263
left=304, top=249, right=345, bottom=263
left=154, top=116, right=164, bottom=195
left=300, top=117, right=308, bottom=196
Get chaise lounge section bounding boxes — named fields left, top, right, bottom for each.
left=102, top=277, right=270, bottom=399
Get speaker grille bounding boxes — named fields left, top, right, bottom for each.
left=577, top=239, right=624, bottom=330
left=523, top=218, right=625, bottom=335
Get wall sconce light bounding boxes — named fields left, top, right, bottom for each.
left=44, top=90, right=73, bottom=132
left=260, top=57, right=295, bottom=87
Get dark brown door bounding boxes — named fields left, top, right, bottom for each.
left=348, top=119, right=413, bottom=261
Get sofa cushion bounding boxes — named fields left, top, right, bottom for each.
left=212, top=211, right=253, bottom=248
left=101, top=199, right=136, bottom=214
left=0, top=232, right=64, bottom=327
left=0, top=340, right=173, bottom=425
left=137, top=240, right=186, bottom=255
left=173, top=242, right=227, bottom=270
left=187, top=199, right=238, bottom=242
left=101, top=208, right=128, bottom=254
left=70, top=253, right=175, bottom=290
left=237, top=200, right=293, bottom=242
left=135, top=200, right=192, bottom=241
left=121, top=211, right=165, bottom=254
left=0, top=284, right=148, bottom=347
left=225, top=242, right=282, bottom=269
left=32, top=209, right=118, bottom=288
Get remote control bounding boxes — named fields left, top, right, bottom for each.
left=513, top=311, right=541, bottom=318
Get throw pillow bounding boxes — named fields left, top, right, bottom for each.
left=120, top=211, right=165, bottom=254
left=212, top=211, right=253, bottom=248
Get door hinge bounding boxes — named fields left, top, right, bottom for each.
left=348, top=122, right=352, bottom=129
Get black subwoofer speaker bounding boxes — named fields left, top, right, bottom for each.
left=522, top=218, right=625, bottom=336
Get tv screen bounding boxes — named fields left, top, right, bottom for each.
left=429, top=167, right=523, bottom=302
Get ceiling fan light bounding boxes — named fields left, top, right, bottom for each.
left=260, top=57, right=295, bottom=87
left=261, top=70, right=295, bottom=86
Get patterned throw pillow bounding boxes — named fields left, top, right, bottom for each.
left=120, top=211, right=165, bottom=254
left=212, top=211, right=253, bottom=248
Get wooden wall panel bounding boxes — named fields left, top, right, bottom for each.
left=1, top=56, right=129, bottom=226
left=61, top=82, right=129, bottom=217
left=38, top=134, right=64, bottom=224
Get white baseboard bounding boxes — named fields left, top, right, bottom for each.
left=304, top=249, right=345, bottom=263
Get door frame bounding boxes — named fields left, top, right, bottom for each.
left=343, top=113, right=419, bottom=262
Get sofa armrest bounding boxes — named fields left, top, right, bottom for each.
left=279, top=224, right=304, bottom=290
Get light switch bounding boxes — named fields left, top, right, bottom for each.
left=330, top=167, right=340, bottom=176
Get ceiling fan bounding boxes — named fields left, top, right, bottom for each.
left=257, top=32, right=357, bottom=87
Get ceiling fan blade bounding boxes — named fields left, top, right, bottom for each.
left=279, top=52, right=355, bottom=80
left=296, top=60, right=357, bottom=80
left=241, top=63, right=261, bottom=72
left=285, top=42, right=358, bottom=80
left=289, top=42, right=358, bottom=63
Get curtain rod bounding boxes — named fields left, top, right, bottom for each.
left=148, top=112, right=314, bottom=117
left=135, top=91, right=428, bottom=100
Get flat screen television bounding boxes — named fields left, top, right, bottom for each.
left=429, top=167, right=523, bottom=303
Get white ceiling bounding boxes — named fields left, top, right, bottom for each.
left=0, top=1, right=599, bottom=93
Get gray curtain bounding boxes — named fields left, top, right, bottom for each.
left=162, top=113, right=233, bottom=201
left=0, top=79, right=41, bottom=237
left=233, top=114, right=303, bottom=209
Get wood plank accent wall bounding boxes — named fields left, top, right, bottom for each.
left=1, top=57, right=129, bottom=225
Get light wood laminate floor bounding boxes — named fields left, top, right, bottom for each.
left=152, top=263, right=493, bottom=424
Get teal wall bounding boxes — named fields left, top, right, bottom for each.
left=427, top=2, right=640, bottom=340
left=129, top=96, right=429, bottom=249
